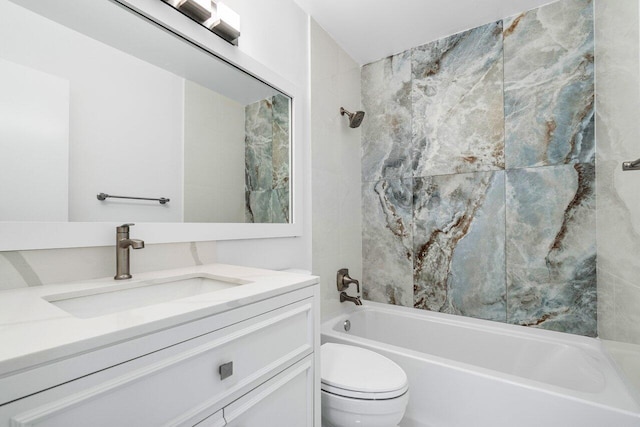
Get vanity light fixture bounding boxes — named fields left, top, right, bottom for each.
left=207, top=1, right=240, bottom=44
left=162, top=0, right=241, bottom=45
left=176, top=0, right=212, bottom=22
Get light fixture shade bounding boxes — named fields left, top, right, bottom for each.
left=207, top=1, right=240, bottom=45
left=163, top=0, right=182, bottom=7
left=177, top=0, right=212, bottom=22
left=162, top=0, right=240, bottom=45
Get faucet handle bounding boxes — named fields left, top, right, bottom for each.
left=337, top=268, right=360, bottom=293
left=117, top=223, right=135, bottom=232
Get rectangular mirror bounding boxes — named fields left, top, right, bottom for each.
left=0, top=0, right=291, bottom=225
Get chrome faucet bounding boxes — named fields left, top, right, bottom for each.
left=115, top=223, right=144, bottom=280
left=337, top=268, right=362, bottom=306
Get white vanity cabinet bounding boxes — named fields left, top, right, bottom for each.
left=0, top=285, right=319, bottom=427
left=221, top=356, right=313, bottom=427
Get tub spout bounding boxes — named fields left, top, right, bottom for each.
left=340, top=291, right=362, bottom=306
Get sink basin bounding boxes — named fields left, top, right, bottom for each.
left=44, top=274, right=250, bottom=318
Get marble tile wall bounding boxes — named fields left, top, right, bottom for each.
left=244, top=94, right=290, bottom=223
left=413, top=171, right=506, bottom=322
left=503, top=0, right=595, bottom=169
left=361, top=0, right=596, bottom=336
left=412, top=21, right=505, bottom=176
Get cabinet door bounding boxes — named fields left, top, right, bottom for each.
left=192, top=410, right=225, bottom=427
left=223, top=356, right=313, bottom=427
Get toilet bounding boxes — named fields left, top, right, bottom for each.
left=321, top=343, right=409, bottom=427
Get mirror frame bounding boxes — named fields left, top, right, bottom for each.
left=0, top=0, right=304, bottom=251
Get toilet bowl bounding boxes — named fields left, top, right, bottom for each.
left=321, top=343, right=409, bottom=427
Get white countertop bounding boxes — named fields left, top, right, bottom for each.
left=0, top=263, right=318, bottom=377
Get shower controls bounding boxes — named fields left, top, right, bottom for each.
left=337, top=268, right=362, bottom=306
left=337, top=268, right=360, bottom=293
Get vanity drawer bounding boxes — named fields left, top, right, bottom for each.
left=223, top=355, right=313, bottom=427
left=1, top=298, right=314, bottom=427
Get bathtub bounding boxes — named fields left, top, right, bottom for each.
left=321, top=301, right=640, bottom=427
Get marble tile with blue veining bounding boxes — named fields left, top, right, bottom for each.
left=275, top=187, right=289, bottom=223
left=413, top=171, right=506, bottom=321
left=412, top=21, right=505, bottom=177
left=272, top=93, right=290, bottom=191
left=361, top=51, right=412, bottom=182
left=245, top=98, right=273, bottom=192
left=362, top=179, right=413, bottom=306
left=504, top=0, right=594, bottom=169
left=245, top=190, right=288, bottom=224
left=505, top=163, right=596, bottom=336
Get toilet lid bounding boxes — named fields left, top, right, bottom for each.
left=321, top=343, right=408, bottom=399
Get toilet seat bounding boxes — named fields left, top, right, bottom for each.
left=321, top=343, right=408, bottom=400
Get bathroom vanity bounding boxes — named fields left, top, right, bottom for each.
left=0, top=264, right=319, bottom=426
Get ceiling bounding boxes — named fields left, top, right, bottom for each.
left=294, top=0, right=555, bottom=65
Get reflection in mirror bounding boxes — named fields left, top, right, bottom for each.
left=184, top=84, right=290, bottom=223
left=243, top=93, right=290, bottom=224
left=0, top=0, right=291, bottom=224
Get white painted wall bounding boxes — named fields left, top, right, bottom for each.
left=183, top=80, right=246, bottom=223
left=0, top=0, right=184, bottom=223
left=215, top=0, right=312, bottom=272
left=224, top=0, right=311, bottom=93
left=0, top=59, right=69, bottom=221
left=310, top=20, right=362, bottom=318
left=294, top=0, right=555, bottom=65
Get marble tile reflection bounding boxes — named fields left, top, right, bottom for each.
left=362, top=179, right=413, bottom=306
left=245, top=99, right=273, bottom=192
left=272, top=94, right=290, bottom=191
left=504, top=0, right=595, bottom=169
left=413, top=171, right=506, bottom=321
left=412, top=21, right=505, bottom=176
left=506, top=164, right=596, bottom=336
left=245, top=189, right=288, bottom=224
left=245, top=95, right=290, bottom=223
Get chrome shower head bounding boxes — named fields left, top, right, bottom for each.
left=340, top=107, right=365, bottom=128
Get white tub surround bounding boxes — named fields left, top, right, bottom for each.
left=309, top=19, right=363, bottom=319
left=595, top=0, right=640, bottom=346
left=322, top=302, right=640, bottom=427
left=0, top=264, right=320, bottom=426
left=603, top=340, right=640, bottom=402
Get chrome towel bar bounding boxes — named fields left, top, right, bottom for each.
left=97, top=193, right=170, bottom=204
